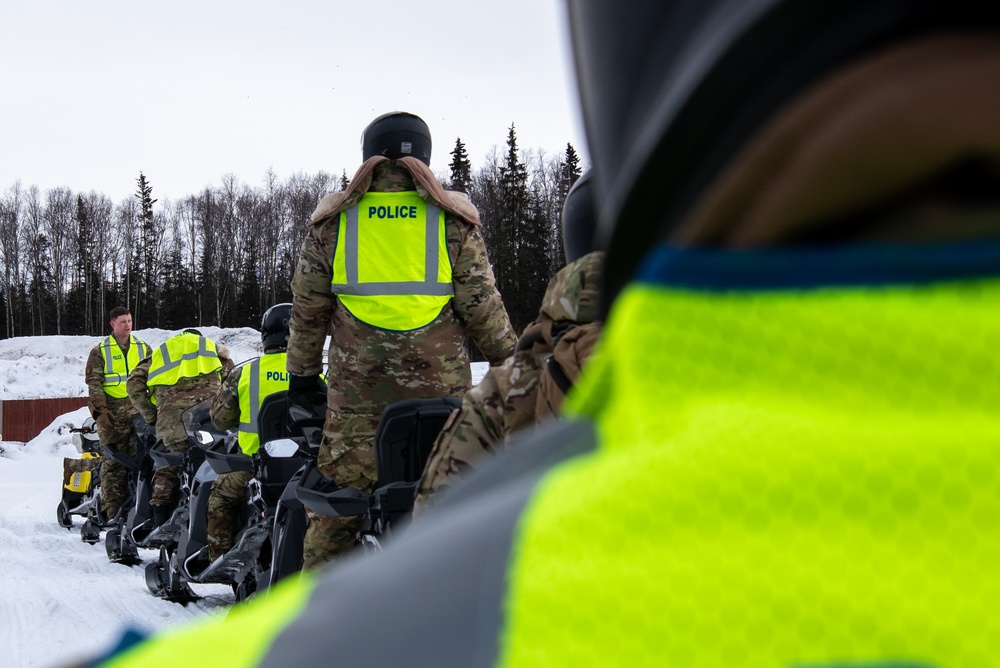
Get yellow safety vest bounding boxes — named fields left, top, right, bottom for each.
left=236, top=352, right=290, bottom=455
left=331, top=191, right=453, bottom=331
left=100, top=335, right=150, bottom=399
left=147, top=333, right=222, bottom=388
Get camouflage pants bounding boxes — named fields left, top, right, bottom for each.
left=150, top=438, right=189, bottom=507
left=301, top=413, right=379, bottom=571
left=100, top=435, right=138, bottom=518
left=96, top=400, right=139, bottom=517
left=206, top=469, right=253, bottom=560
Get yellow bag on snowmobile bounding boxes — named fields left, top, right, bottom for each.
left=64, top=451, right=100, bottom=493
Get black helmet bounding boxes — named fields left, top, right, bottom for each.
left=561, top=170, right=598, bottom=264
left=567, top=0, right=1000, bottom=309
left=361, top=112, right=432, bottom=165
left=261, top=303, right=292, bottom=351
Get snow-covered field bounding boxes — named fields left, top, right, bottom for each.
left=0, top=329, right=488, bottom=668
left=0, top=327, right=262, bottom=401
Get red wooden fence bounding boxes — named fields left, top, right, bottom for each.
left=0, top=398, right=90, bottom=442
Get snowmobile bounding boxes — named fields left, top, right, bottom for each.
left=253, top=391, right=325, bottom=592
left=144, top=391, right=325, bottom=604
left=57, top=418, right=105, bottom=544
left=295, top=396, right=461, bottom=555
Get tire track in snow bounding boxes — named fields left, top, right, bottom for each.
left=1, top=451, right=234, bottom=668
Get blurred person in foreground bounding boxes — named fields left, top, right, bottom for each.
left=412, top=171, right=603, bottom=517
left=78, top=0, right=1000, bottom=665
left=283, top=111, right=516, bottom=570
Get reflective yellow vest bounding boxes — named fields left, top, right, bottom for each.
left=236, top=352, right=290, bottom=455
left=147, top=333, right=222, bottom=389
left=100, top=335, right=150, bottom=399
left=331, top=191, right=453, bottom=331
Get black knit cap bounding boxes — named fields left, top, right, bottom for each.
left=361, top=111, right=432, bottom=166
left=566, top=0, right=1000, bottom=311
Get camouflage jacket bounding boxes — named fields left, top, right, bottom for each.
left=85, top=338, right=144, bottom=444
left=127, top=344, right=234, bottom=449
left=210, top=361, right=244, bottom=432
left=287, top=157, right=517, bottom=417
left=413, top=251, right=604, bottom=514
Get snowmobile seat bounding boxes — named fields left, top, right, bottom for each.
left=374, top=397, right=462, bottom=488
left=294, top=397, right=460, bottom=521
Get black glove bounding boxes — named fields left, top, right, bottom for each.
left=286, top=374, right=326, bottom=417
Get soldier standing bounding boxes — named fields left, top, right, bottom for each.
left=83, top=306, right=150, bottom=521
left=286, top=111, right=517, bottom=569
left=205, top=304, right=296, bottom=562
left=127, top=329, right=234, bottom=527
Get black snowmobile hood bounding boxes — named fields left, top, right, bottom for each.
left=566, top=0, right=1000, bottom=313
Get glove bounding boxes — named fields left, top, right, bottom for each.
left=95, top=410, right=113, bottom=433
left=286, top=374, right=326, bottom=417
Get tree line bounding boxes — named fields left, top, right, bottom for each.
left=0, top=125, right=582, bottom=347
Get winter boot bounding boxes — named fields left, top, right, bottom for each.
left=151, top=505, right=172, bottom=528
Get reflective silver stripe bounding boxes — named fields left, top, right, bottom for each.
left=259, top=420, right=597, bottom=668
left=335, top=281, right=455, bottom=297
left=147, top=336, right=218, bottom=383
left=331, top=203, right=454, bottom=297
left=238, top=359, right=261, bottom=435
left=102, top=337, right=115, bottom=375
left=345, top=205, right=360, bottom=285
left=425, top=205, right=440, bottom=284
left=146, top=343, right=171, bottom=382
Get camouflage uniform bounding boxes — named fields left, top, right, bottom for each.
left=413, top=251, right=604, bottom=517
left=127, top=342, right=234, bottom=508
left=288, top=156, right=517, bottom=569
left=204, top=360, right=262, bottom=561
left=84, top=337, right=148, bottom=518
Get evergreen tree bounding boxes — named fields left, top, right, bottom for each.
left=66, top=195, right=93, bottom=334
left=160, top=245, right=196, bottom=329
left=134, top=172, right=158, bottom=324
left=235, top=193, right=262, bottom=329
left=196, top=188, right=219, bottom=327
left=496, top=124, right=532, bottom=332
left=500, top=125, right=530, bottom=214
left=559, top=143, right=582, bottom=198
left=340, top=170, right=350, bottom=191
left=448, top=138, right=473, bottom=193
left=556, top=143, right=583, bottom=271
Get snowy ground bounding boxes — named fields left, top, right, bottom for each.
left=0, top=327, right=262, bottom=401
left=0, top=329, right=488, bottom=668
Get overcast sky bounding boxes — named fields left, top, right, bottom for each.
left=0, top=1, right=586, bottom=204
